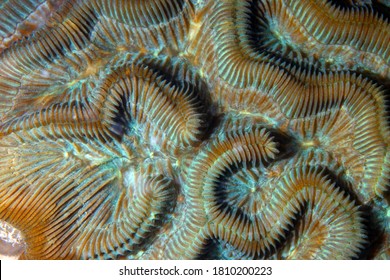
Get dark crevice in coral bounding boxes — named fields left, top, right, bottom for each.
left=109, top=93, right=131, bottom=140
left=245, top=0, right=327, bottom=75
left=355, top=204, right=385, bottom=259
left=245, top=0, right=390, bottom=82
left=69, top=4, right=99, bottom=40
left=320, top=166, right=361, bottom=204
left=327, top=0, right=363, bottom=8
left=274, top=202, right=308, bottom=259
left=137, top=56, right=215, bottom=140
left=268, top=129, right=299, bottom=161
left=327, top=0, right=390, bottom=21
left=195, top=239, right=221, bottom=260
left=372, top=0, right=390, bottom=20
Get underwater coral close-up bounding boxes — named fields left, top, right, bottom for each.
left=0, top=0, right=389, bottom=260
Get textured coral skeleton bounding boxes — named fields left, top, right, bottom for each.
left=0, top=0, right=389, bottom=259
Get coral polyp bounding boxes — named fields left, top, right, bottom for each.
left=0, top=0, right=389, bottom=260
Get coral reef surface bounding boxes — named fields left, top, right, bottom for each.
left=0, top=0, right=389, bottom=259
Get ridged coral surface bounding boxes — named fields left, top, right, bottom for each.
left=0, top=0, right=389, bottom=260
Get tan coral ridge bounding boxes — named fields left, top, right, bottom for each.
left=0, top=0, right=389, bottom=259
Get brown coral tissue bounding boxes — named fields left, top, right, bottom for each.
left=0, top=0, right=389, bottom=260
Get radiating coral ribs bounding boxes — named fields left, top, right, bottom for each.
left=208, top=162, right=365, bottom=259
left=0, top=100, right=117, bottom=146
left=214, top=0, right=389, bottom=91
left=276, top=0, right=388, bottom=76
left=0, top=101, right=95, bottom=134
left=275, top=165, right=365, bottom=259
left=0, top=126, right=136, bottom=259
left=0, top=1, right=100, bottom=118
left=188, top=126, right=278, bottom=257
left=211, top=0, right=308, bottom=90
left=97, top=61, right=208, bottom=150
left=219, top=1, right=390, bottom=204
left=139, top=56, right=212, bottom=135
left=78, top=174, right=177, bottom=260
left=0, top=0, right=66, bottom=52
left=91, top=0, right=193, bottom=54
left=285, top=73, right=389, bottom=201
left=0, top=136, right=96, bottom=258
left=95, top=0, right=187, bottom=26
left=186, top=117, right=366, bottom=259
left=0, top=0, right=388, bottom=260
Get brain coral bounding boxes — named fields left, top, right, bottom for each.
left=0, top=0, right=389, bottom=260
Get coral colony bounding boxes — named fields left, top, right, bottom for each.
left=0, top=0, right=389, bottom=259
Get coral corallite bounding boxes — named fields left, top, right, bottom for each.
left=0, top=0, right=389, bottom=260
